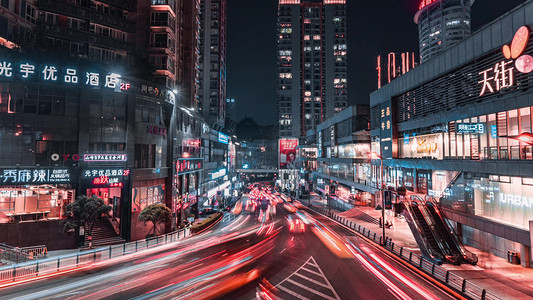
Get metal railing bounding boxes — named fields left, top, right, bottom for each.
left=0, top=227, right=190, bottom=284
left=310, top=206, right=500, bottom=300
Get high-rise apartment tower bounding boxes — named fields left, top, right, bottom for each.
left=198, top=0, right=226, bottom=128
left=277, top=0, right=347, bottom=138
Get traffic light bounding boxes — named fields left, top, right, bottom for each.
left=330, top=185, right=336, bottom=196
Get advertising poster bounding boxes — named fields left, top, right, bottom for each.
left=279, top=138, right=298, bottom=169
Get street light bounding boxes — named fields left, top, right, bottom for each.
left=369, top=151, right=385, bottom=246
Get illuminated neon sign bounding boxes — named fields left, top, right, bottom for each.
left=416, top=139, right=437, bottom=153
left=457, top=123, right=485, bottom=134
left=0, top=60, right=126, bottom=90
left=92, top=175, right=123, bottom=187
left=82, top=169, right=130, bottom=178
left=84, top=154, right=127, bottom=162
left=0, top=168, right=71, bottom=184
left=478, top=26, right=533, bottom=96
left=418, top=0, right=438, bottom=10
left=218, top=132, right=229, bottom=144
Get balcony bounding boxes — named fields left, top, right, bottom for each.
left=39, top=24, right=132, bottom=53
left=38, top=0, right=136, bottom=31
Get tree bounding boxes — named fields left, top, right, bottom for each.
left=138, top=204, right=172, bottom=237
left=396, top=186, right=407, bottom=197
left=63, top=195, right=112, bottom=243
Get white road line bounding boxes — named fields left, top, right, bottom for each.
left=292, top=272, right=329, bottom=289
left=300, top=267, right=323, bottom=277
left=275, top=256, right=341, bottom=300
left=306, top=257, right=341, bottom=300
left=285, top=279, right=337, bottom=300
left=277, top=285, right=310, bottom=300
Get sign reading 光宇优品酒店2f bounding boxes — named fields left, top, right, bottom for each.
left=0, top=59, right=132, bottom=92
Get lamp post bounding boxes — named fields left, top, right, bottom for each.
left=370, top=152, right=385, bottom=246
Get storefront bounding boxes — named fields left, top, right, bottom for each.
left=0, top=167, right=75, bottom=222
left=172, top=158, right=202, bottom=228
left=81, top=168, right=131, bottom=236
left=441, top=173, right=533, bottom=231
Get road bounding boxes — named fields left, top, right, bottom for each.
left=0, top=193, right=456, bottom=300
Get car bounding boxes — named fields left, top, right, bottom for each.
left=288, top=216, right=305, bottom=233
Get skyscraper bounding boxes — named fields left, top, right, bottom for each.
left=277, top=0, right=347, bottom=139
left=198, top=0, right=227, bottom=128
left=415, top=0, right=474, bottom=63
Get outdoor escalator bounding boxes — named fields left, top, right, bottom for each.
left=401, top=201, right=444, bottom=264
left=411, top=203, right=440, bottom=254
left=403, top=198, right=477, bottom=265
left=426, top=200, right=478, bottom=265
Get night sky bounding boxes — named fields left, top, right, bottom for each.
left=227, top=0, right=528, bottom=126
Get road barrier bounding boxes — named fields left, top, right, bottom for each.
left=0, top=227, right=191, bottom=284
left=310, top=206, right=500, bottom=300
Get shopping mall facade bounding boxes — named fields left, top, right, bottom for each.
left=370, top=2, right=533, bottom=267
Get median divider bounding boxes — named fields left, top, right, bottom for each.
left=191, top=212, right=223, bottom=234
left=310, top=205, right=500, bottom=300
left=0, top=227, right=191, bottom=285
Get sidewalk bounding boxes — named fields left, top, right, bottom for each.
left=307, top=192, right=533, bottom=299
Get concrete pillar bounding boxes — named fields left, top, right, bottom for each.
left=520, top=220, right=533, bottom=268
left=456, top=222, right=463, bottom=238
left=520, top=244, right=530, bottom=268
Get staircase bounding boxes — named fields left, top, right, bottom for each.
left=338, top=207, right=379, bottom=225
left=412, top=204, right=440, bottom=253
left=84, top=218, right=125, bottom=248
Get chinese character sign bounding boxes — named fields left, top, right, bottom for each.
left=279, top=138, right=298, bottom=169
left=0, top=59, right=125, bottom=90
left=479, top=25, right=533, bottom=96
left=0, top=168, right=71, bottom=184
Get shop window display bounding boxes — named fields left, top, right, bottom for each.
left=0, top=186, right=74, bottom=223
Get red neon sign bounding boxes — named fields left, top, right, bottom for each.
left=93, top=176, right=109, bottom=185
left=418, top=0, right=437, bottom=10
left=120, top=83, right=131, bottom=91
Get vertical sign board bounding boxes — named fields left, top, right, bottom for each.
left=380, top=99, right=395, bottom=159
left=317, top=131, right=323, bottom=158
left=279, top=138, right=298, bottom=169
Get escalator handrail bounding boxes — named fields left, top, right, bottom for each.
left=416, top=201, right=462, bottom=264
left=402, top=199, right=444, bottom=263
left=426, top=198, right=478, bottom=264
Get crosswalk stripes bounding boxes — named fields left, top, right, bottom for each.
left=275, top=256, right=341, bottom=300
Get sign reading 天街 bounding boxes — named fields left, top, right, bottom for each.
left=478, top=26, right=533, bottom=96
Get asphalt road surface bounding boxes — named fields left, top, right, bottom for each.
left=0, top=194, right=456, bottom=300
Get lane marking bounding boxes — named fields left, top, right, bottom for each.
left=275, top=256, right=341, bottom=300
left=277, top=285, right=310, bottom=300
left=292, top=272, right=329, bottom=289
left=284, top=279, right=337, bottom=300
left=300, top=267, right=323, bottom=277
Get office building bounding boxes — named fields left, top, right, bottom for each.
left=277, top=0, right=348, bottom=139
left=415, top=0, right=474, bottom=63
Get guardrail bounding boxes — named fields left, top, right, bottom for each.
left=0, top=227, right=190, bottom=284
left=311, top=206, right=500, bottom=300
